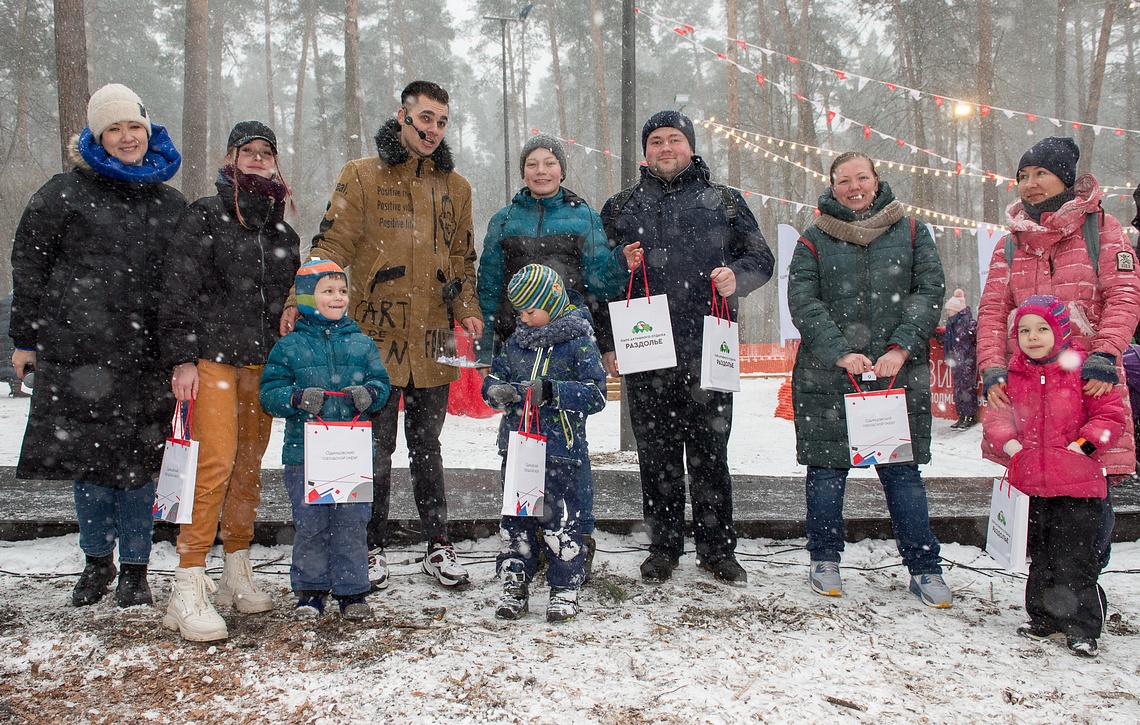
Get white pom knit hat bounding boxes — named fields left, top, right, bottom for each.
left=87, top=83, right=151, bottom=140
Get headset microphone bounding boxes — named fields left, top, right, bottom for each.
left=403, top=113, right=427, bottom=140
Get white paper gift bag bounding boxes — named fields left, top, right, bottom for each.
left=844, top=375, right=913, bottom=466
left=502, top=388, right=547, bottom=517
left=154, top=402, right=199, bottom=524
left=608, top=266, right=677, bottom=375
left=700, top=286, right=741, bottom=392
left=986, top=474, right=1030, bottom=573
left=304, top=418, right=374, bottom=504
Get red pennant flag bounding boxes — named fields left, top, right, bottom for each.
left=1007, top=180, right=1016, bottom=191
left=684, top=24, right=695, bottom=34
left=743, top=190, right=751, bottom=196
left=885, top=83, right=896, bottom=91
left=813, top=208, right=821, bottom=216
left=736, top=39, right=747, bottom=50
left=980, top=105, right=991, bottom=117
left=794, top=93, right=806, bottom=102
left=567, top=139, right=576, bottom=145
left=787, top=55, right=799, bottom=64
left=1117, top=129, right=1125, bottom=136
left=604, top=150, right=612, bottom=156
left=1071, top=122, right=1081, bottom=130
left=1026, top=114, right=1036, bottom=123
left=934, top=96, right=945, bottom=107
left=717, top=53, right=727, bottom=60
left=863, top=126, right=872, bottom=140
left=897, top=138, right=906, bottom=146
left=756, top=74, right=766, bottom=86
left=674, top=27, right=687, bottom=35
left=834, top=70, right=847, bottom=81
left=954, top=228, right=962, bottom=237
left=826, top=111, right=836, bottom=125
left=986, top=172, right=997, bottom=181
left=530, top=128, right=539, bottom=135
left=956, top=162, right=963, bottom=175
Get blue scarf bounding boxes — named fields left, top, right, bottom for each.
left=78, top=123, right=182, bottom=183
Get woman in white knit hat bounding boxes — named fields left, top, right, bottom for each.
left=9, top=83, right=185, bottom=610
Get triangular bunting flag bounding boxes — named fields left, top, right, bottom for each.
left=857, top=76, right=870, bottom=92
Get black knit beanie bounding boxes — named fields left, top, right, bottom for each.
left=227, top=120, right=278, bottom=154
left=1017, top=136, right=1079, bottom=188
left=519, top=134, right=568, bottom=179
left=641, top=110, right=697, bottom=154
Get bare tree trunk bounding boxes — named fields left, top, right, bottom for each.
left=208, top=2, right=227, bottom=156
left=394, top=0, right=412, bottom=76
left=311, top=24, right=336, bottom=187
left=891, top=0, right=931, bottom=208
left=4, top=0, right=32, bottom=165
left=520, top=22, right=529, bottom=138
left=547, top=5, right=568, bottom=137
left=589, top=0, right=614, bottom=196
left=182, top=0, right=210, bottom=200
left=344, top=0, right=363, bottom=159
left=726, top=0, right=741, bottom=187
left=1077, top=0, right=1118, bottom=176
left=775, top=0, right=820, bottom=180
left=383, top=0, right=395, bottom=105
left=977, top=0, right=1000, bottom=223
left=291, top=0, right=314, bottom=191
left=1074, top=15, right=1087, bottom=121
left=264, top=0, right=277, bottom=129
left=1054, top=0, right=1069, bottom=119
left=53, top=0, right=89, bottom=169
left=1126, top=10, right=1137, bottom=181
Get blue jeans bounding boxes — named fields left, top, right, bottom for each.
left=74, top=480, right=155, bottom=565
left=805, top=464, right=942, bottom=575
left=498, top=460, right=585, bottom=589
left=284, top=465, right=371, bottom=596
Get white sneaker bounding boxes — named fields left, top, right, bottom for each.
left=216, top=550, right=274, bottom=613
left=909, top=573, right=953, bottom=609
left=368, top=549, right=389, bottom=591
left=163, top=567, right=229, bottom=642
left=422, top=540, right=470, bottom=587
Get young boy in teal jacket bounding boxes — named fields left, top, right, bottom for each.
left=260, top=259, right=390, bottom=619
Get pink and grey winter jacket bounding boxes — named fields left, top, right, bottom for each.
left=977, top=174, right=1140, bottom=475
left=983, top=342, right=1125, bottom=499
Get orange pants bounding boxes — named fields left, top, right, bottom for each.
left=176, top=361, right=273, bottom=568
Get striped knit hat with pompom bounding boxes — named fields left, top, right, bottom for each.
left=507, top=264, right=570, bottom=320
left=1015, top=294, right=1072, bottom=354
left=295, top=258, right=347, bottom=318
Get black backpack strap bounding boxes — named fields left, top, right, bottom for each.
left=604, top=184, right=638, bottom=240
left=709, top=182, right=739, bottom=224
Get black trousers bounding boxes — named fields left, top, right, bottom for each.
left=367, top=381, right=450, bottom=549
left=626, top=365, right=736, bottom=562
left=1026, top=495, right=1105, bottom=639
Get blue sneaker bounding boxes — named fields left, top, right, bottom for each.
left=294, top=592, right=326, bottom=619
left=909, top=574, right=952, bottom=608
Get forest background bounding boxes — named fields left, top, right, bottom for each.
left=1, top=0, right=1138, bottom=344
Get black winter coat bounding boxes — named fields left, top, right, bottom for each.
left=600, top=157, right=774, bottom=363
left=10, top=160, right=186, bottom=487
left=159, top=179, right=300, bottom=368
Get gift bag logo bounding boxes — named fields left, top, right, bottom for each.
left=632, top=321, right=653, bottom=333
left=997, top=511, right=1007, bottom=526
left=719, top=341, right=731, bottom=353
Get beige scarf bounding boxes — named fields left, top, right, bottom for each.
left=812, top=200, right=906, bottom=246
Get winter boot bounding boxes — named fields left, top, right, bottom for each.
left=294, top=591, right=326, bottom=619
left=640, top=552, right=679, bottom=583
left=336, top=595, right=372, bottom=620
left=495, top=560, right=529, bottom=620
left=115, top=563, right=154, bottom=607
left=72, top=553, right=117, bottom=607
left=698, top=555, right=748, bottom=586
left=547, top=587, right=579, bottom=623
left=216, top=550, right=273, bottom=613
left=163, top=567, right=229, bottom=642
left=423, top=538, right=470, bottom=587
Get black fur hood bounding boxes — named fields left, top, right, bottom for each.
left=374, top=117, right=455, bottom=172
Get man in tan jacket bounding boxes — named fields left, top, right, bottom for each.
left=297, top=80, right=483, bottom=588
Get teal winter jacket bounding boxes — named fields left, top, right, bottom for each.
left=260, top=314, right=390, bottom=466
left=788, top=182, right=945, bottom=468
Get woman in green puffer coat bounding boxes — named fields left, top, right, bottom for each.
left=788, top=151, right=950, bottom=608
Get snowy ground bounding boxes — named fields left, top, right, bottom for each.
left=1, top=377, right=1138, bottom=723
left=0, top=534, right=1138, bottom=723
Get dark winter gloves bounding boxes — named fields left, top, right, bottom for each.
left=981, top=367, right=1007, bottom=397
left=292, top=388, right=328, bottom=415
left=486, top=383, right=521, bottom=409
left=1081, top=352, right=1119, bottom=385
left=342, top=385, right=381, bottom=412
left=518, top=379, right=553, bottom=407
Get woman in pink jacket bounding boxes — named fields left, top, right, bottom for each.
left=983, top=296, right=1125, bottom=658
left=977, top=136, right=1140, bottom=571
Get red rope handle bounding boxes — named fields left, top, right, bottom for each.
left=624, top=260, right=652, bottom=307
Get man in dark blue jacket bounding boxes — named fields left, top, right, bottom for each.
left=601, top=111, right=774, bottom=585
